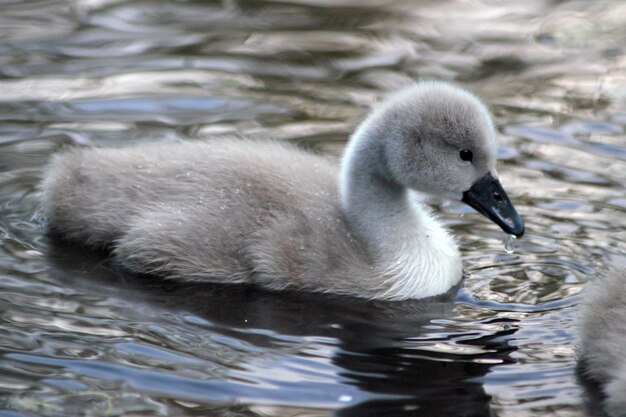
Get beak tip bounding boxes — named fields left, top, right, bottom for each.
left=506, top=216, right=525, bottom=238
left=502, top=213, right=525, bottom=238
left=511, top=225, right=525, bottom=238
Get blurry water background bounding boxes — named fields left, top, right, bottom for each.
left=0, top=0, right=625, bottom=416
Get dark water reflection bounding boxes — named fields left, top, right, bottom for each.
left=39, top=241, right=506, bottom=417
left=0, top=0, right=625, bottom=416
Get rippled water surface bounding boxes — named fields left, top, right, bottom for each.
left=1, top=1, right=625, bottom=416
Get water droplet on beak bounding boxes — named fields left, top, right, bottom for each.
left=504, top=234, right=517, bottom=254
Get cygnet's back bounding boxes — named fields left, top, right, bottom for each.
left=43, top=139, right=376, bottom=296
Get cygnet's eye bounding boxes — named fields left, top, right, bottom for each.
left=459, top=149, right=473, bottom=162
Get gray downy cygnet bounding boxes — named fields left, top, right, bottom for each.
left=578, top=267, right=626, bottom=417
left=41, top=81, right=524, bottom=300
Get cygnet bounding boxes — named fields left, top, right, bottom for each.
left=42, top=81, right=524, bottom=300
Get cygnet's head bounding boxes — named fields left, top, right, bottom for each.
left=355, top=81, right=524, bottom=236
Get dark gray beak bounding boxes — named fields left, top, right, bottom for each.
left=461, top=172, right=524, bottom=237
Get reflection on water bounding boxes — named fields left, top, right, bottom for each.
left=0, top=0, right=625, bottom=416
left=39, top=241, right=504, bottom=417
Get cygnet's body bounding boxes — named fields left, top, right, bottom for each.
left=42, top=82, right=524, bottom=300
left=578, top=268, right=626, bottom=416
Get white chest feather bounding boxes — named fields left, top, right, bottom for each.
left=376, top=194, right=462, bottom=300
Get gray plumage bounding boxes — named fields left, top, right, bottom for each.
left=578, top=267, right=626, bottom=417
left=41, top=81, right=503, bottom=300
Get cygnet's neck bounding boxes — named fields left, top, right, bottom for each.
left=339, top=125, right=462, bottom=299
left=340, top=139, right=408, bottom=257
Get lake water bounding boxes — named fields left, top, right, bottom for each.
left=1, top=1, right=625, bottom=416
